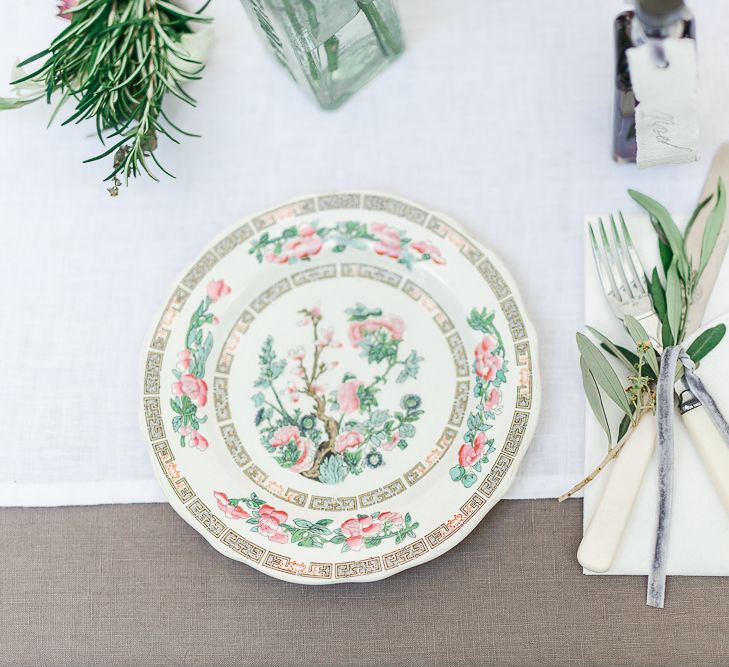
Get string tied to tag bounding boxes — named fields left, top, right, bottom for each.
left=647, top=346, right=729, bottom=608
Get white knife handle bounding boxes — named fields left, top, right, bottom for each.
left=577, top=416, right=656, bottom=573
left=682, top=405, right=729, bottom=515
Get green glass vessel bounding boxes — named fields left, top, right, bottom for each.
left=242, top=0, right=404, bottom=109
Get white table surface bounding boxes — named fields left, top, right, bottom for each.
left=2, top=0, right=729, bottom=506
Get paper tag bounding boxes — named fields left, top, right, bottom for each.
left=627, top=38, right=699, bottom=169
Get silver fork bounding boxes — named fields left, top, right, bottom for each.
left=578, top=213, right=662, bottom=573
left=589, top=213, right=663, bottom=349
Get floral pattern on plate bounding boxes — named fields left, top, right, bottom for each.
left=251, top=303, right=424, bottom=484
left=214, top=491, right=419, bottom=552
left=249, top=220, right=446, bottom=269
left=449, top=307, right=508, bottom=488
left=169, top=279, right=231, bottom=451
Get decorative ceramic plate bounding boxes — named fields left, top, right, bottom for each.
left=140, top=192, right=540, bottom=584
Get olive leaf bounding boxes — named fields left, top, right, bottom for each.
left=580, top=356, right=611, bottom=445
left=587, top=325, right=635, bottom=372
left=649, top=268, right=668, bottom=324
left=686, top=323, right=727, bottom=364
left=617, top=414, right=632, bottom=443
left=576, top=333, right=633, bottom=418
left=623, top=315, right=660, bottom=377
left=697, top=178, right=726, bottom=278
left=684, top=193, right=713, bottom=239
left=665, top=260, right=682, bottom=343
left=629, top=189, right=690, bottom=282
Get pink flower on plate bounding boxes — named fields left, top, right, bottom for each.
left=282, top=223, right=323, bottom=260
left=258, top=505, right=289, bottom=544
left=458, top=431, right=487, bottom=468
left=381, top=431, right=399, bottom=451
left=172, top=374, right=208, bottom=407
left=410, top=240, right=445, bottom=265
left=370, top=222, right=402, bottom=259
left=348, top=316, right=405, bottom=347
left=337, top=379, right=363, bottom=414
left=207, top=279, right=231, bottom=303
left=57, top=0, right=77, bottom=19
left=289, top=437, right=316, bottom=473
left=483, top=388, right=501, bottom=412
left=334, top=430, right=365, bottom=453
left=286, top=383, right=300, bottom=404
left=377, top=511, right=404, bottom=529
left=340, top=516, right=382, bottom=551
left=474, top=335, right=503, bottom=382
left=270, top=425, right=300, bottom=448
left=265, top=251, right=289, bottom=264
left=177, top=349, right=191, bottom=371
left=371, top=223, right=403, bottom=260
left=187, top=429, right=209, bottom=451
left=213, top=491, right=250, bottom=520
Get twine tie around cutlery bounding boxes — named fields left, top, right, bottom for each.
left=648, top=346, right=729, bottom=608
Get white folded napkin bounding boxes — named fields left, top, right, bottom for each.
left=583, top=214, right=729, bottom=575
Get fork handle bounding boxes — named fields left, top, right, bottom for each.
left=682, top=405, right=729, bottom=515
left=577, top=415, right=656, bottom=573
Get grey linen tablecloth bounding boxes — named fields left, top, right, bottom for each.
left=2, top=499, right=728, bottom=667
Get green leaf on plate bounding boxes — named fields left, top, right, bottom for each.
left=576, top=332, right=633, bottom=418
left=698, top=177, right=726, bottom=277
left=686, top=323, right=727, bottom=364
left=580, top=356, right=611, bottom=444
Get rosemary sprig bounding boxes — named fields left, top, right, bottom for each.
left=1, top=0, right=211, bottom=195
left=560, top=182, right=727, bottom=501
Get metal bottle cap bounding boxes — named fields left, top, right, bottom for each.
left=635, top=0, right=686, bottom=29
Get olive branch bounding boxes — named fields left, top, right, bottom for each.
left=560, top=181, right=727, bottom=501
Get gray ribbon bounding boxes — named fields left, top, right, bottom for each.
left=647, top=346, right=729, bottom=608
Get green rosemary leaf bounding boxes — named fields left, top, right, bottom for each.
left=686, top=324, right=727, bottom=364
left=698, top=178, right=726, bottom=278
left=576, top=333, right=633, bottom=418
left=82, top=136, right=128, bottom=163
left=580, top=356, right=611, bottom=445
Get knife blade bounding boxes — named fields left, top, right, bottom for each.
left=676, top=143, right=729, bottom=517
left=683, top=141, right=729, bottom=334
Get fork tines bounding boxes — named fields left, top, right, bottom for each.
left=589, top=213, right=650, bottom=305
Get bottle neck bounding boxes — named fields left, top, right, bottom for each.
left=632, top=5, right=691, bottom=40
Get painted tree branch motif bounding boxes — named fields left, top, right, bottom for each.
left=214, top=491, right=419, bottom=552
left=251, top=303, right=424, bottom=484
left=449, top=307, right=508, bottom=488
left=249, top=220, right=446, bottom=269
left=169, top=279, right=231, bottom=451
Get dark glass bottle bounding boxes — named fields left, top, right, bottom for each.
left=613, top=0, right=695, bottom=163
